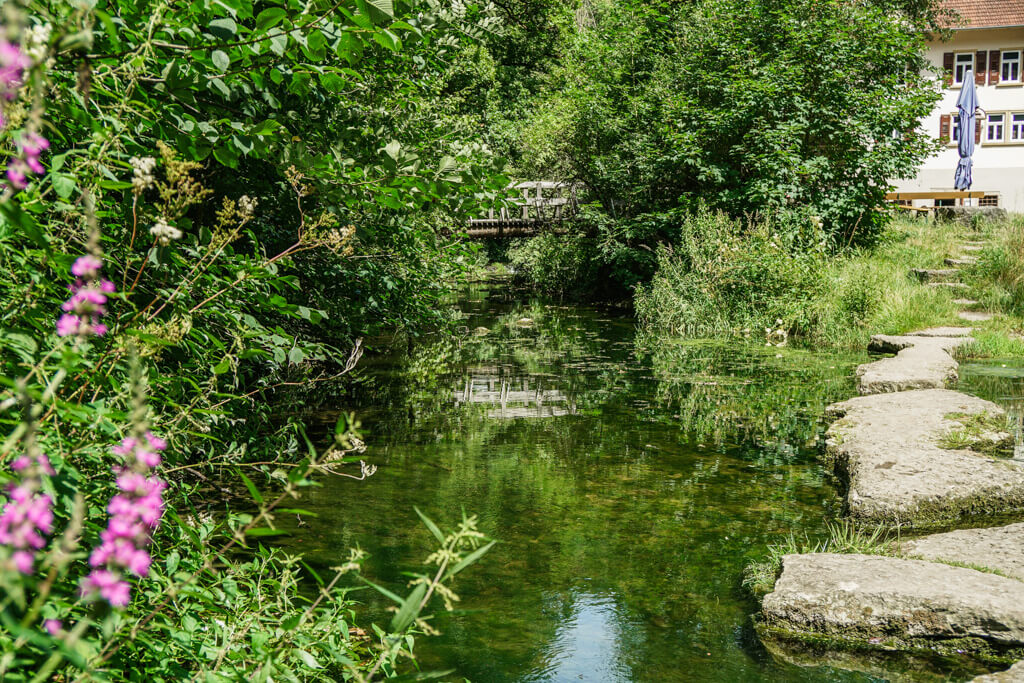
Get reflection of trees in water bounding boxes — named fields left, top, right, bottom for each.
left=639, top=339, right=866, bottom=455
left=296, top=292, right=868, bottom=681
left=959, top=361, right=1024, bottom=459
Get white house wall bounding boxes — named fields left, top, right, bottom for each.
left=892, top=27, right=1024, bottom=212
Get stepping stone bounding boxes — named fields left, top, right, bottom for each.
left=960, top=311, right=995, bottom=322
left=927, top=282, right=970, bottom=290
left=963, top=245, right=985, bottom=253
left=761, top=554, right=1024, bottom=655
left=858, top=334, right=970, bottom=393
left=905, top=327, right=974, bottom=338
left=947, top=257, right=979, bottom=266
left=972, top=661, right=1024, bottom=681
left=824, top=389, right=1021, bottom=527
left=954, top=298, right=981, bottom=307
left=901, top=522, right=1024, bottom=581
left=912, top=268, right=958, bottom=282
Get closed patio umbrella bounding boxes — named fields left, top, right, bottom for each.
left=954, top=69, right=980, bottom=192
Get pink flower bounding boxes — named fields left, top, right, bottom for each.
left=5, top=133, right=49, bottom=190
left=0, top=455, right=54, bottom=574
left=43, top=619, right=61, bottom=636
left=71, top=255, right=102, bottom=278
left=82, top=434, right=166, bottom=607
left=6, top=159, right=27, bottom=189
left=81, top=569, right=131, bottom=607
left=0, top=41, right=29, bottom=101
left=57, top=254, right=114, bottom=339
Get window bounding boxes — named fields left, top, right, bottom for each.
left=1003, top=51, right=1021, bottom=82
left=952, top=113, right=961, bottom=142
left=1012, top=113, right=1024, bottom=141
left=955, top=53, right=974, bottom=84
left=979, top=195, right=1000, bottom=207
left=988, top=113, right=1004, bottom=141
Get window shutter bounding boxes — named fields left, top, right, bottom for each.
left=943, top=52, right=954, bottom=87
left=989, top=50, right=1001, bottom=84
left=975, top=51, right=987, bottom=85
left=975, top=116, right=982, bottom=143
left=939, top=113, right=951, bottom=142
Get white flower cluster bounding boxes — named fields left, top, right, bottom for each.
left=149, top=217, right=182, bottom=246
left=24, top=23, right=52, bottom=64
left=238, top=194, right=258, bottom=220
left=130, top=156, right=156, bottom=193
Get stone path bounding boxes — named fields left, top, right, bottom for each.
left=856, top=333, right=970, bottom=394
left=972, top=661, right=1024, bottom=681
left=824, top=389, right=1020, bottom=527
left=762, top=554, right=1024, bottom=654
left=901, top=522, right=1024, bottom=581
left=758, top=230, right=1024, bottom=677
left=929, top=238, right=996, bottom=324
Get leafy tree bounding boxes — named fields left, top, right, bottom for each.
left=514, top=0, right=942, bottom=247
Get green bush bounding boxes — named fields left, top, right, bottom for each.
left=635, top=210, right=827, bottom=338
left=506, top=231, right=600, bottom=296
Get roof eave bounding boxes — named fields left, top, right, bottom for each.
left=948, top=23, right=1024, bottom=30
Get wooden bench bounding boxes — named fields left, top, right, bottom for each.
left=884, top=191, right=987, bottom=218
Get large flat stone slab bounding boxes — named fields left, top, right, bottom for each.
left=825, top=389, right=1023, bottom=527
left=902, top=523, right=1024, bottom=581
left=973, top=661, right=1024, bottom=681
left=761, top=554, right=1024, bottom=654
left=961, top=311, right=995, bottom=322
left=906, top=327, right=974, bottom=338
left=912, top=268, right=959, bottom=282
left=857, top=334, right=971, bottom=394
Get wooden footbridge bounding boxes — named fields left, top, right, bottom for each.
left=466, top=181, right=578, bottom=238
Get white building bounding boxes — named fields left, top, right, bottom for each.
left=892, top=0, right=1024, bottom=213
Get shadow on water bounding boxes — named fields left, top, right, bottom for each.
left=276, top=285, right=1019, bottom=682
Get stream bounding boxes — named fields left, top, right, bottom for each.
left=278, top=285, right=1022, bottom=682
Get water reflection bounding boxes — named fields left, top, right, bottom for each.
left=282, top=285, right=883, bottom=682
left=959, top=359, right=1024, bottom=460
left=525, top=592, right=635, bottom=683
left=453, top=372, right=576, bottom=419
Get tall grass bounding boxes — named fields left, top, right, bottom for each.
left=967, top=216, right=1024, bottom=317
left=636, top=213, right=1023, bottom=350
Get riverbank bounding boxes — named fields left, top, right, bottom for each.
left=635, top=213, right=1024, bottom=355
left=750, top=226, right=1024, bottom=679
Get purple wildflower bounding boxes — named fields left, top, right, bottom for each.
left=0, top=454, right=55, bottom=575
left=6, top=132, right=49, bottom=190
left=0, top=40, right=29, bottom=102
left=43, top=619, right=61, bottom=636
left=57, top=253, right=114, bottom=340
left=82, top=434, right=166, bottom=608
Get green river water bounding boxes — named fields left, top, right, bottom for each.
left=279, top=285, right=1023, bottom=682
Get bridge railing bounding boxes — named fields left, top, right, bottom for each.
left=468, top=181, right=578, bottom=233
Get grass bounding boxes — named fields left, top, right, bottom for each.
left=743, top=516, right=1018, bottom=600
left=638, top=212, right=1024, bottom=355
left=742, top=520, right=891, bottom=598
left=937, top=411, right=1016, bottom=457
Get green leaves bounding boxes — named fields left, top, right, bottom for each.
left=211, top=49, right=230, bottom=71
left=372, top=29, right=402, bottom=52
left=208, top=17, right=238, bottom=40
left=255, top=7, right=287, bottom=31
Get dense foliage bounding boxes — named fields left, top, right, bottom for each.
left=0, top=0, right=503, bottom=679
left=481, top=0, right=945, bottom=294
